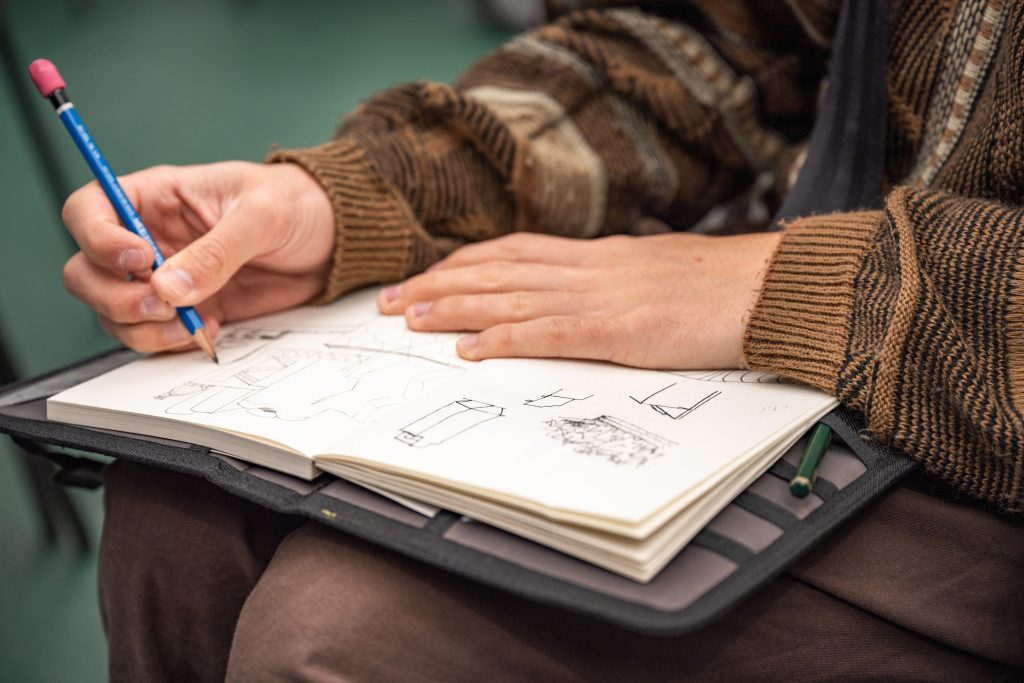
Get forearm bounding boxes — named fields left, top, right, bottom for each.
left=270, top=3, right=826, bottom=302
left=744, top=188, right=1024, bottom=512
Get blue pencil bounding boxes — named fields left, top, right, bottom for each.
left=28, top=58, right=217, bottom=363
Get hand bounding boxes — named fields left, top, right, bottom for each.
left=61, top=161, right=334, bottom=352
left=377, top=231, right=782, bottom=369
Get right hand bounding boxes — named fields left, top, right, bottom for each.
left=61, top=161, right=335, bottom=352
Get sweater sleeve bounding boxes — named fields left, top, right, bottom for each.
left=743, top=187, right=1024, bottom=512
left=267, top=2, right=829, bottom=302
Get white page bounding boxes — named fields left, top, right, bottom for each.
left=48, top=289, right=471, bottom=458
left=322, top=358, right=837, bottom=529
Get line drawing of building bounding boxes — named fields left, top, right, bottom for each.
left=395, top=399, right=506, bottom=447
left=629, top=383, right=721, bottom=420
left=523, top=388, right=594, bottom=408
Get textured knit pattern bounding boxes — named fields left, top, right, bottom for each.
left=747, top=0, right=1024, bottom=512
left=271, top=0, right=1024, bottom=512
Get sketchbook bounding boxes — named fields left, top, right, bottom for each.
left=47, top=289, right=837, bottom=582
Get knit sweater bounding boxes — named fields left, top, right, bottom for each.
left=268, top=0, right=1024, bottom=513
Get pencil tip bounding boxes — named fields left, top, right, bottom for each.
left=193, top=327, right=219, bottom=364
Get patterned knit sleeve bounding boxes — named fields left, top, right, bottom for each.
left=267, top=2, right=830, bottom=302
left=743, top=188, right=1024, bottom=512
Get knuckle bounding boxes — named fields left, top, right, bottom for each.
left=61, top=183, right=94, bottom=227
left=599, top=234, right=632, bottom=247
left=509, top=291, right=531, bottom=320
left=97, top=315, right=115, bottom=337
left=605, top=314, right=639, bottom=363
left=438, top=295, right=480, bottom=326
left=244, top=188, right=281, bottom=221
left=480, top=263, right=507, bottom=291
left=498, top=232, right=527, bottom=253
left=190, top=237, right=230, bottom=276
left=60, top=195, right=77, bottom=227
left=61, top=255, right=79, bottom=292
left=628, top=305, right=659, bottom=331
left=98, top=317, right=139, bottom=351
left=500, top=232, right=527, bottom=246
left=119, top=329, right=149, bottom=352
left=117, top=324, right=158, bottom=353
left=443, top=295, right=469, bottom=318
left=125, top=292, right=152, bottom=322
left=541, top=318, right=572, bottom=351
left=576, top=317, right=610, bottom=354
left=404, top=273, right=433, bottom=300
left=487, top=323, right=515, bottom=351
left=92, top=295, right=116, bottom=321
left=420, top=271, right=441, bottom=293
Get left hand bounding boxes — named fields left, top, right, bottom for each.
left=377, top=231, right=782, bottom=369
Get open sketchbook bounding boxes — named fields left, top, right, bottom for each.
left=48, top=289, right=837, bottom=582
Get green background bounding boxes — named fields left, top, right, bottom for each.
left=0, top=1, right=510, bottom=679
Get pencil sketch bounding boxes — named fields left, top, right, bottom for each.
left=523, top=388, right=594, bottom=408
left=669, top=370, right=787, bottom=384
left=545, top=415, right=674, bottom=467
left=629, top=383, right=721, bottom=420
left=153, top=317, right=463, bottom=424
left=395, top=399, right=506, bottom=447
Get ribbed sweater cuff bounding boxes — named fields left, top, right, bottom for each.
left=743, top=211, right=882, bottom=392
left=267, top=139, right=416, bottom=303
left=1008, top=241, right=1024, bottom=511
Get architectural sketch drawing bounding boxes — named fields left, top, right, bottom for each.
left=154, top=317, right=463, bottom=424
left=545, top=415, right=674, bottom=467
left=395, top=399, right=506, bottom=447
left=629, top=383, right=720, bottom=420
left=523, top=388, right=594, bottom=408
left=670, top=370, right=786, bottom=384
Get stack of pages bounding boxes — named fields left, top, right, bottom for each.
left=48, top=290, right=837, bottom=582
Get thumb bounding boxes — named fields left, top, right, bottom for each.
left=151, top=206, right=271, bottom=306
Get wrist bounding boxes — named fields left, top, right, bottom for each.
left=729, top=231, right=783, bottom=368
left=265, top=139, right=420, bottom=303
left=272, top=162, right=336, bottom=279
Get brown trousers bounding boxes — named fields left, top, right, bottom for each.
left=98, top=461, right=1024, bottom=682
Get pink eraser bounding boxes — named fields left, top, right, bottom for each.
left=28, top=59, right=66, bottom=98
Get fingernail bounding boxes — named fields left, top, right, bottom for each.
left=383, top=285, right=400, bottom=303
left=119, top=248, right=146, bottom=272
left=458, top=334, right=479, bottom=352
left=158, top=268, right=193, bottom=298
left=162, top=321, right=188, bottom=344
left=141, top=295, right=171, bottom=319
left=426, top=262, right=443, bottom=272
left=411, top=301, right=432, bottom=317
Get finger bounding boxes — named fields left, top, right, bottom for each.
left=63, top=252, right=177, bottom=324
left=62, top=178, right=157, bottom=274
left=150, top=195, right=281, bottom=307
left=404, top=291, right=594, bottom=332
left=215, top=271, right=328, bottom=321
left=378, top=261, right=581, bottom=314
left=430, top=233, right=588, bottom=271
left=456, top=315, right=624, bottom=363
left=98, top=315, right=221, bottom=354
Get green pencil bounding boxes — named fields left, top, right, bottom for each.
left=790, top=423, right=832, bottom=497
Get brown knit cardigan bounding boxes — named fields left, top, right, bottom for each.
left=269, top=0, right=1024, bottom=513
